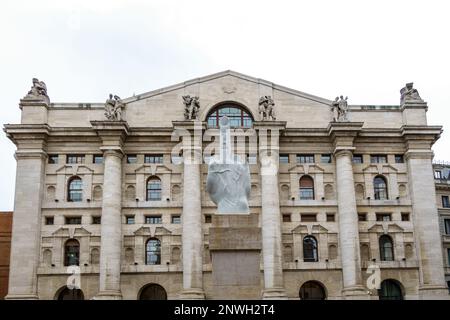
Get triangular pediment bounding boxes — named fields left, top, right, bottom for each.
left=123, top=70, right=332, bottom=105
left=135, top=164, right=172, bottom=175
left=56, top=165, right=94, bottom=175
left=362, top=164, right=398, bottom=174
left=288, top=164, right=325, bottom=174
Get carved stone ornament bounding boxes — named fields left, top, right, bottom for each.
left=331, top=95, right=349, bottom=122
left=24, top=78, right=49, bottom=102
left=182, top=95, right=200, bottom=120
left=400, top=82, right=422, bottom=104
left=258, top=95, right=276, bottom=120
left=104, top=94, right=125, bottom=121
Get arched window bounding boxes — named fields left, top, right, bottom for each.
left=374, top=175, right=388, bottom=200
left=206, top=104, right=253, bottom=128
left=146, top=177, right=162, bottom=201
left=56, top=287, right=84, bottom=300
left=378, top=279, right=404, bottom=300
left=379, top=235, right=394, bottom=261
left=68, top=177, right=83, bottom=202
left=145, top=238, right=161, bottom=265
left=64, top=239, right=80, bottom=266
left=139, top=283, right=167, bottom=300
left=303, top=236, right=318, bottom=262
left=299, top=281, right=326, bottom=300
left=299, top=176, right=314, bottom=200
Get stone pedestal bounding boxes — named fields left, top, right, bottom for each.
left=403, top=126, right=449, bottom=299
left=328, top=122, right=368, bottom=299
left=209, top=214, right=261, bottom=299
left=4, top=125, right=49, bottom=300
left=255, top=122, right=288, bottom=299
left=91, top=121, right=129, bottom=300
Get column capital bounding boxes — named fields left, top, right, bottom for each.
left=91, top=120, right=129, bottom=150
left=327, top=122, right=363, bottom=153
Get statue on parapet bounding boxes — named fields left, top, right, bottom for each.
left=400, top=82, right=422, bottom=104
left=182, top=95, right=200, bottom=120
left=331, top=95, right=349, bottom=122
left=258, top=95, right=276, bottom=120
left=25, top=78, right=49, bottom=102
left=104, top=94, right=125, bottom=121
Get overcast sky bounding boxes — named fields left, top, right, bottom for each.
left=1, top=0, right=449, bottom=211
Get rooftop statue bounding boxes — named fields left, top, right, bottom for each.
left=331, top=95, right=349, bottom=122
left=182, top=95, right=200, bottom=120
left=400, top=82, right=422, bottom=104
left=24, top=78, right=49, bottom=102
left=104, top=94, right=125, bottom=121
left=258, top=95, right=276, bottom=120
left=206, top=116, right=251, bottom=214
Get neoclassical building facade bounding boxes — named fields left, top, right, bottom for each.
left=3, top=71, right=449, bottom=300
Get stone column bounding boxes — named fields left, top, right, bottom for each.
left=328, top=122, right=368, bottom=299
left=255, top=122, right=287, bottom=299
left=174, top=121, right=205, bottom=299
left=403, top=126, right=449, bottom=299
left=4, top=126, right=48, bottom=299
left=91, top=121, right=129, bottom=300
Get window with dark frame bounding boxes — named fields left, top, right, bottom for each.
left=321, top=154, right=332, bottom=163
left=126, top=216, right=135, bottom=224
left=65, top=216, right=82, bottom=225
left=326, top=214, right=335, bottom=222
left=144, top=154, right=163, bottom=164
left=206, top=105, right=253, bottom=128
left=45, top=217, right=54, bottom=225
left=92, top=216, right=101, bottom=224
left=279, top=154, right=289, bottom=164
left=93, top=155, right=103, bottom=164
left=282, top=214, right=291, bottom=222
left=352, top=154, right=363, bottom=164
left=145, top=215, right=162, bottom=224
left=301, top=214, right=317, bottom=222
left=303, top=236, right=318, bottom=262
left=358, top=213, right=367, bottom=222
left=48, top=155, right=59, bottom=164
left=171, top=215, right=181, bottom=224
left=394, top=155, right=404, bottom=163
left=146, top=177, right=162, bottom=201
left=401, top=213, right=410, bottom=221
left=379, top=235, right=394, bottom=261
left=435, top=170, right=442, bottom=179
left=376, top=213, right=392, bottom=222
left=444, top=219, right=450, bottom=235
left=66, top=154, right=85, bottom=164
left=374, top=176, right=388, bottom=200
left=297, top=154, right=315, bottom=164
left=442, top=196, right=450, bottom=208
left=68, top=177, right=83, bottom=202
left=299, top=176, right=315, bottom=200
left=145, top=238, right=161, bottom=265
left=205, top=215, right=212, bottom=223
left=127, top=155, right=137, bottom=164
left=64, top=239, right=80, bottom=266
left=370, top=155, right=387, bottom=163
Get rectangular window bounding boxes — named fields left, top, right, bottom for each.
left=48, top=155, right=58, bottom=164
left=144, top=154, right=163, bottom=164
left=126, top=216, right=135, bottom=225
left=45, top=217, right=54, bottom=225
left=352, top=154, right=363, bottom=164
left=301, top=214, right=317, bottom=222
left=297, top=154, right=315, bottom=164
left=171, top=215, right=181, bottom=224
left=92, top=216, right=101, bottom=224
left=358, top=213, right=367, bottom=221
left=66, top=155, right=85, bottom=164
left=435, top=171, right=443, bottom=179
left=395, top=155, right=404, bottom=163
left=282, top=214, right=291, bottom=222
left=321, top=154, right=332, bottom=164
left=442, top=196, right=450, bottom=208
left=376, top=213, right=392, bottom=222
left=326, top=214, right=335, bottom=222
left=205, top=214, right=212, bottom=224
left=445, top=219, right=450, bottom=235
left=370, top=155, right=387, bottom=163
left=279, top=154, right=289, bottom=164
left=401, top=213, right=410, bottom=221
left=145, top=215, right=162, bottom=224
left=93, top=155, right=103, bottom=164
left=65, top=216, right=82, bottom=225
left=127, top=155, right=137, bottom=164
left=448, top=249, right=450, bottom=267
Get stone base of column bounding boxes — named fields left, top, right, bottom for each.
left=341, top=286, right=370, bottom=300
left=179, top=288, right=206, bottom=300
left=262, top=288, right=288, bottom=300
left=94, top=290, right=123, bottom=300
left=418, top=285, right=450, bottom=300
left=4, top=294, right=39, bottom=300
